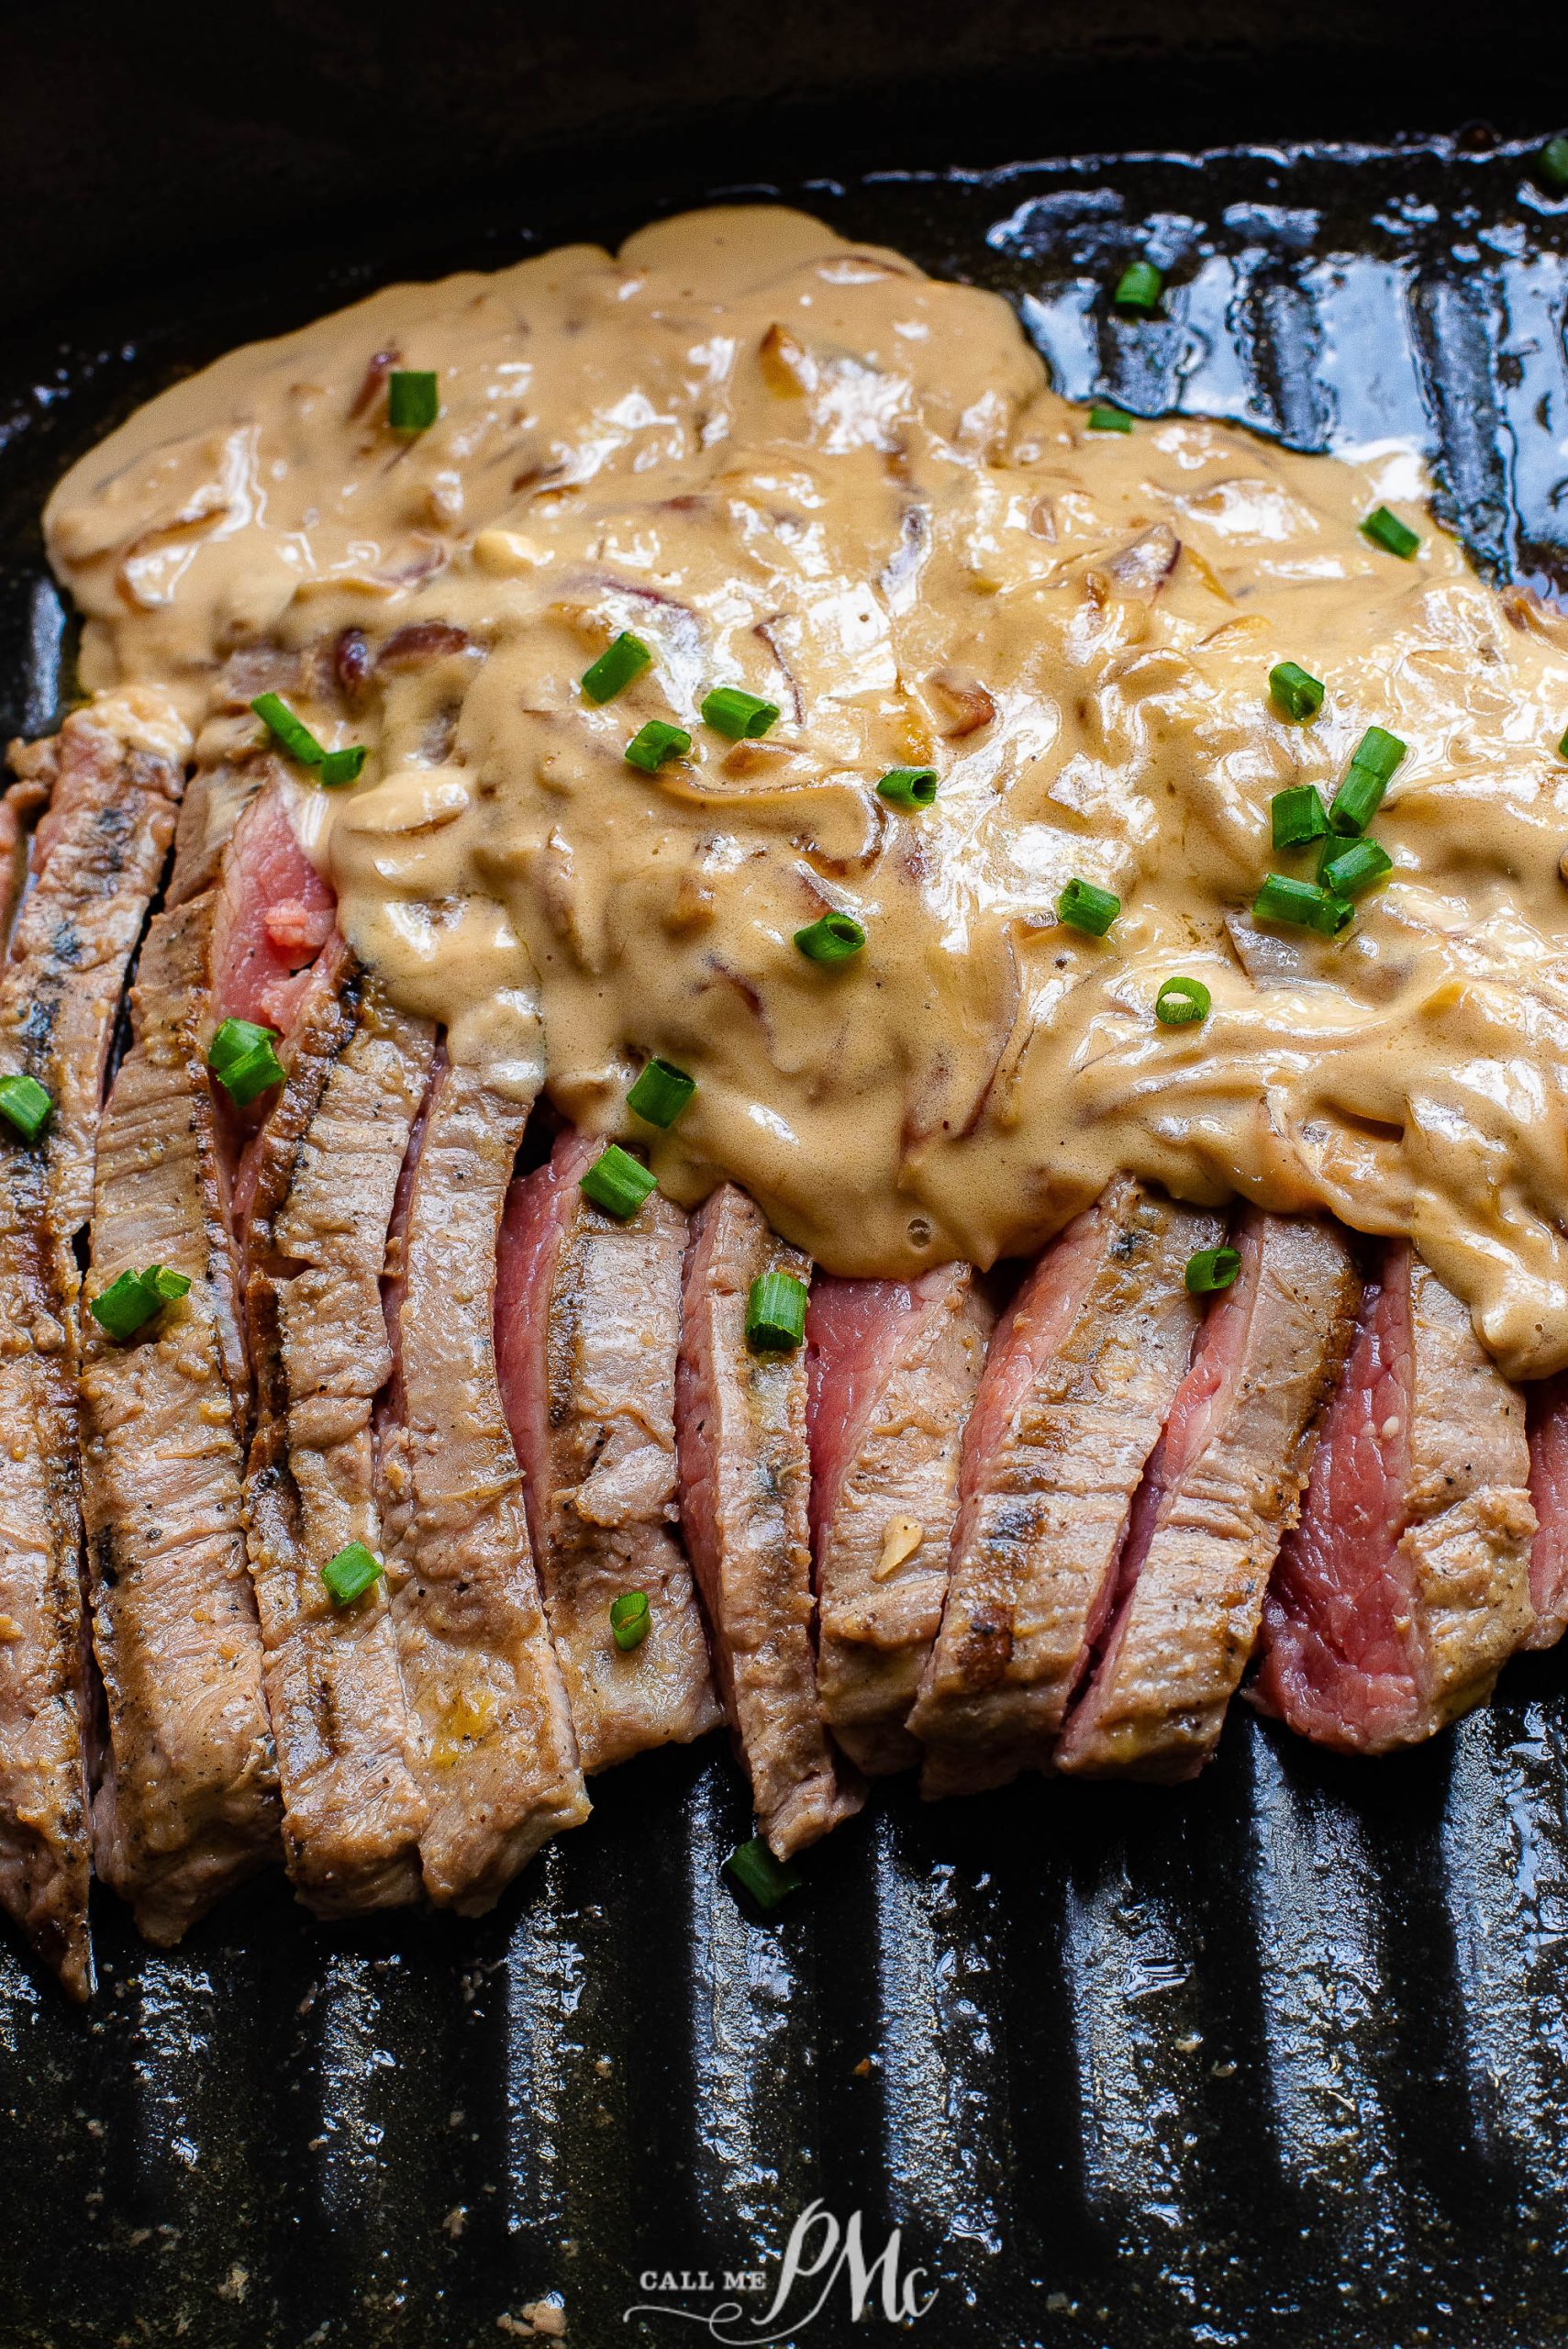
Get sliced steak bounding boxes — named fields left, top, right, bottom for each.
left=496, top=1128, right=720, bottom=1774
left=908, top=1178, right=1222, bottom=1798
left=1524, top=1375, right=1568, bottom=1650
left=677, top=1183, right=862, bottom=1857
left=1057, top=1212, right=1360, bottom=1782
left=245, top=960, right=434, bottom=1913
left=1251, top=1242, right=1536, bottom=1751
left=379, top=1060, right=589, bottom=1909
left=806, top=1266, right=994, bottom=1774
left=79, top=895, right=279, bottom=1942
left=0, top=704, right=183, bottom=1997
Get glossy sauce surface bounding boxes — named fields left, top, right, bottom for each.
left=45, top=206, right=1568, bottom=1375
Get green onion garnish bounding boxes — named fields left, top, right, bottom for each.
left=625, top=721, right=691, bottom=774
left=1252, top=874, right=1354, bottom=936
left=1269, top=662, right=1325, bottom=723
left=1154, top=976, right=1211, bottom=1027
left=627, top=1057, right=695, bottom=1130
left=1057, top=877, right=1120, bottom=937
left=1558, top=723, right=1568, bottom=761
left=1330, top=726, right=1407, bottom=836
left=0, top=1073, right=53, bottom=1141
left=746, top=1270, right=808, bottom=1353
left=388, top=371, right=439, bottom=432
left=88, top=1264, right=192, bottom=1342
left=609, top=1590, right=651, bottom=1652
left=251, top=693, right=366, bottom=785
left=701, top=687, right=780, bottom=740
left=206, top=1018, right=285, bottom=1108
left=321, top=1541, right=384, bottom=1606
left=1318, top=838, right=1394, bottom=898
left=581, top=632, right=651, bottom=705
left=1272, top=785, right=1329, bottom=850
left=876, top=768, right=939, bottom=810
left=725, top=1835, right=802, bottom=1910
left=1361, top=505, right=1420, bottom=560
left=1087, top=405, right=1133, bottom=434
left=319, top=745, right=367, bottom=788
left=580, top=1144, right=657, bottom=1221
left=1113, top=260, right=1164, bottom=314
left=1186, top=1246, right=1241, bottom=1295
left=1539, top=136, right=1568, bottom=195
left=795, top=913, right=866, bottom=963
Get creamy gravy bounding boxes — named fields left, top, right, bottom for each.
left=44, top=206, right=1568, bottom=1376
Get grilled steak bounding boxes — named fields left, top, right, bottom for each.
left=806, top=1266, right=994, bottom=1774
left=0, top=703, right=183, bottom=1997
left=677, top=1184, right=862, bottom=1857
left=908, top=1178, right=1222, bottom=1798
left=1251, top=1242, right=1537, bottom=1751
left=379, top=1061, right=590, bottom=1907
left=1524, top=1375, right=1568, bottom=1651
left=79, top=895, right=279, bottom=1942
left=1058, top=1213, right=1360, bottom=1782
left=495, top=1128, right=720, bottom=1774
left=244, top=961, right=434, bottom=1912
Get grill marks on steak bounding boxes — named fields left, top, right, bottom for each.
left=1251, top=1243, right=1536, bottom=1752
left=677, top=1184, right=862, bottom=1857
left=496, top=1129, right=720, bottom=1774
left=908, top=1178, right=1222, bottom=1797
left=1058, top=1212, right=1360, bottom=1781
left=78, top=895, right=279, bottom=1941
left=0, top=710, right=182, bottom=1997
left=378, top=1062, right=589, bottom=1908
left=807, top=1266, right=993, bottom=1773
left=244, top=962, right=435, bottom=1912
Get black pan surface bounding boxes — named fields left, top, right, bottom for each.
left=4, top=79, right=1568, bottom=2349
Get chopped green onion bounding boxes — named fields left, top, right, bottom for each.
left=1539, top=136, right=1568, bottom=195
left=1269, top=662, right=1325, bottom=722
left=875, top=767, right=939, bottom=810
left=625, top=720, right=691, bottom=774
left=0, top=1073, right=53, bottom=1141
left=609, top=1590, right=651, bottom=1652
left=1271, top=785, right=1329, bottom=850
left=795, top=912, right=865, bottom=963
left=388, top=371, right=439, bottom=431
left=1252, top=874, right=1354, bottom=936
left=1113, top=260, right=1164, bottom=314
left=1154, top=976, right=1211, bottom=1028
left=207, top=1018, right=285, bottom=1108
left=321, top=1541, right=384, bottom=1606
left=1057, top=877, right=1120, bottom=938
left=725, top=1835, right=802, bottom=1910
left=746, top=1270, right=808, bottom=1353
left=1318, top=838, right=1394, bottom=898
left=250, top=693, right=365, bottom=785
left=627, top=1057, right=695, bottom=1129
left=702, top=686, right=780, bottom=740
left=319, top=745, right=367, bottom=788
left=88, top=1264, right=192, bottom=1342
left=1361, top=505, right=1420, bottom=560
left=581, top=632, right=651, bottom=705
left=1330, top=726, right=1407, bottom=835
left=1087, top=405, right=1133, bottom=434
left=1558, top=723, right=1568, bottom=761
left=1186, top=1245, right=1241, bottom=1295
left=580, top=1144, right=657, bottom=1221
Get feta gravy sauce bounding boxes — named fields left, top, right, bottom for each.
left=44, top=207, right=1568, bottom=1375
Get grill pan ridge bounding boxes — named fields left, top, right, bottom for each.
left=2, top=127, right=1568, bottom=2349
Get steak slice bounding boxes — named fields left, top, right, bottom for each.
left=0, top=703, right=183, bottom=1997
left=1057, top=1212, right=1360, bottom=1782
left=677, top=1183, right=862, bottom=1857
left=1251, top=1242, right=1537, bottom=1751
left=495, top=1128, right=720, bottom=1774
left=1524, top=1375, right=1568, bottom=1651
left=908, top=1178, right=1222, bottom=1798
left=245, top=960, right=434, bottom=1913
left=79, top=895, right=279, bottom=1942
left=379, top=1060, right=590, bottom=1909
left=806, top=1266, right=994, bottom=1774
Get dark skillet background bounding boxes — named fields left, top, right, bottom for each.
left=6, top=6, right=1568, bottom=2346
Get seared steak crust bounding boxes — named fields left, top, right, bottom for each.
left=380, top=1063, right=589, bottom=1909
left=909, top=1178, right=1221, bottom=1797
left=0, top=707, right=183, bottom=1997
